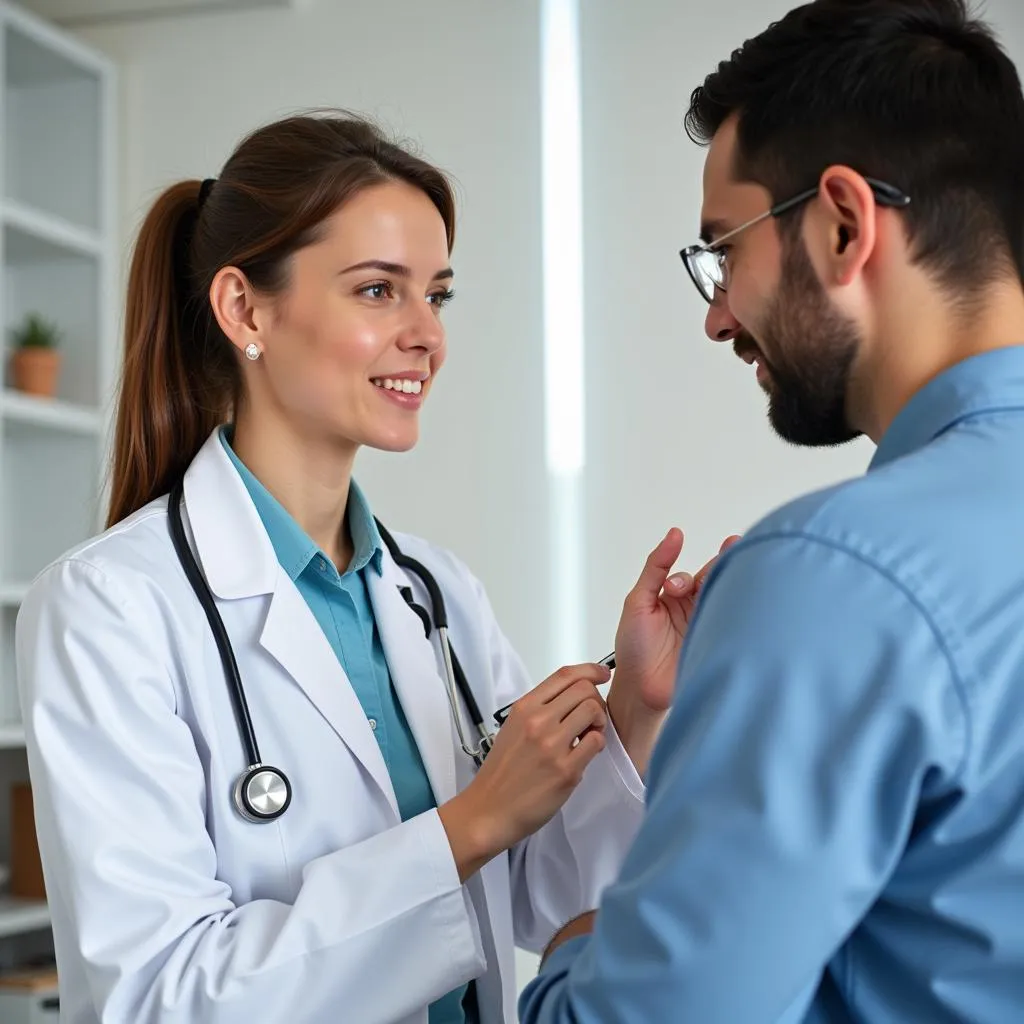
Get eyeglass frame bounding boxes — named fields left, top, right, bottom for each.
left=679, top=177, right=911, bottom=305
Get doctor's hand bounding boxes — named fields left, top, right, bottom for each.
left=608, top=528, right=740, bottom=774
left=438, top=663, right=610, bottom=883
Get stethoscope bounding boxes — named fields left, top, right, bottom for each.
left=167, top=481, right=496, bottom=824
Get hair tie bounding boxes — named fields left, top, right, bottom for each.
left=197, top=177, right=216, bottom=210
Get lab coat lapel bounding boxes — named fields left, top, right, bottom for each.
left=183, top=431, right=397, bottom=814
left=369, top=557, right=459, bottom=806
left=259, top=575, right=397, bottom=813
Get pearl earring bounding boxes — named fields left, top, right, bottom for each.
left=244, top=343, right=261, bottom=362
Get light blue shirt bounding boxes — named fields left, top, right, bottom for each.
left=520, top=347, right=1024, bottom=1023
left=220, top=429, right=470, bottom=1024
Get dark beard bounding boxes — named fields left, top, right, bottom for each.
left=744, top=237, right=862, bottom=447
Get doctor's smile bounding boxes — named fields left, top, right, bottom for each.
left=370, top=369, right=432, bottom=409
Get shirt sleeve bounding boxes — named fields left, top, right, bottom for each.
left=457, top=561, right=646, bottom=951
left=519, top=532, right=969, bottom=1024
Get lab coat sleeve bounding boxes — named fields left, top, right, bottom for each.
left=518, top=534, right=969, bottom=1023
left=464, top=572, right=646, bottom=953
left=16, top=558, right=484, bottom=1024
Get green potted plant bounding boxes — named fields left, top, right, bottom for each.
left=10, top=313, right=61, bottom=398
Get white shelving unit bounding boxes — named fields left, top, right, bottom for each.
left=0, top=895, right=48, bottom=938
left=0, top=725, right=25, bottom=749
left=0, top=0, right=116, bottom=948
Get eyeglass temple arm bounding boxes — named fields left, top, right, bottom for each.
left=771, top=178, right=910, bottom=220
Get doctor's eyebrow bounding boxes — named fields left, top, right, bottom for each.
left=339, top=259, right=454, bottom=281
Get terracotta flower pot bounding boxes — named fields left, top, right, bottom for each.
left=11, top=347, right=61, bottom=398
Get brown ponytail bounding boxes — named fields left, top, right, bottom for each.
left=106, top=113, right=457, bottom=527
left=107, top=181, right=237, bottom=527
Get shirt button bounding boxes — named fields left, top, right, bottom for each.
left=368, top=718, right=377, bottom=731
left=318, top=558, right=328, bottom=572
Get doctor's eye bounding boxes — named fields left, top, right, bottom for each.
left=428, top=288, right=456, bottom=311
left=358, top=281, right=394, bottom=301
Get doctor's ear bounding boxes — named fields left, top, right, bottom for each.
left=209, top=266, right=272, bottom=358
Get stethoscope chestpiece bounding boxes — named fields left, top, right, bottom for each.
left=233, top=764, right=292, bottom=823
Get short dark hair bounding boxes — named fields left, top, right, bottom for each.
left=686, top=0, right=1024, bottom=293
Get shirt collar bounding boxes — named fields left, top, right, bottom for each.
left=218, top=427, right=383, bottom=580
left=870, top=346, right=1024, bottom=471
left=347, top=479, right=384, bottom=576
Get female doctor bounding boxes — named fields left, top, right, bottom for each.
left=16, top=113, right=712, bottom=1024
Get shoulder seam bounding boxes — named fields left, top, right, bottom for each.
left=27, top=506, right=168, bottom=589
left=32, top=555, right=136, bottom=618
left=719, top=530, right=973, bottom=782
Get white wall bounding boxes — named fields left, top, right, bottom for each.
left=73, top=0, right=553, bottom=681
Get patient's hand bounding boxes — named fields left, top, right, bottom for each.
left=612, top=529, right=740, bottom=716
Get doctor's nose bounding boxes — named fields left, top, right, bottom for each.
left=397, top=300, right=445, bottom=354
left=705, top=294, right=743, bottom=344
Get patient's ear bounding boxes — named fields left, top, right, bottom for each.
left=815, top=167, right=878, bottom=287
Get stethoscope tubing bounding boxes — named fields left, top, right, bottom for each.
left=168, top=482, right=495, bottom=824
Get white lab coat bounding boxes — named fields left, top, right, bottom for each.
left=15, top=431, right=644, bottom=1024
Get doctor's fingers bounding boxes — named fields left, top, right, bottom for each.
left=558, top=696, right=608, bottom=746
left=544, top=678, right=608, bottom=728
left=564, top=726, right=607, bottom=777
left=531, top=662, right=613, bottom=704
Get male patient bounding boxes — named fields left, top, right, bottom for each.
left=520, top=1, right=1024, bottom=1020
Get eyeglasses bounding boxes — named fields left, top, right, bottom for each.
left=679, top=178, right=911, bottom=305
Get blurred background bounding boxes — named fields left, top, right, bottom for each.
left=0, top=0, right=1021, bottom=1009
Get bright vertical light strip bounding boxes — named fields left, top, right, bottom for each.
left=541, top=0, right=584, bottom=666
left=542, top=0, right=583, bottom=475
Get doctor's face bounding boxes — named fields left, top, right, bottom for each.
left=699, top=119, right=862, bottom=447
left=247, top=180, right=453, bottom=454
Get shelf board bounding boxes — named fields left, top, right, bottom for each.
left=0, top=725, right=25, bottom=749
left=3, top=0, right=112, bottom=80
left=0, top=897, right=49, bottom=938
left=1, top=390, right=103, bottom=435
left=0, top=584, right=28, bottom=606
left=1, top=199, right=103, bottom=261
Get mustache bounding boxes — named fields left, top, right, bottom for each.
left=733, top=332, right=760, bottom=360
